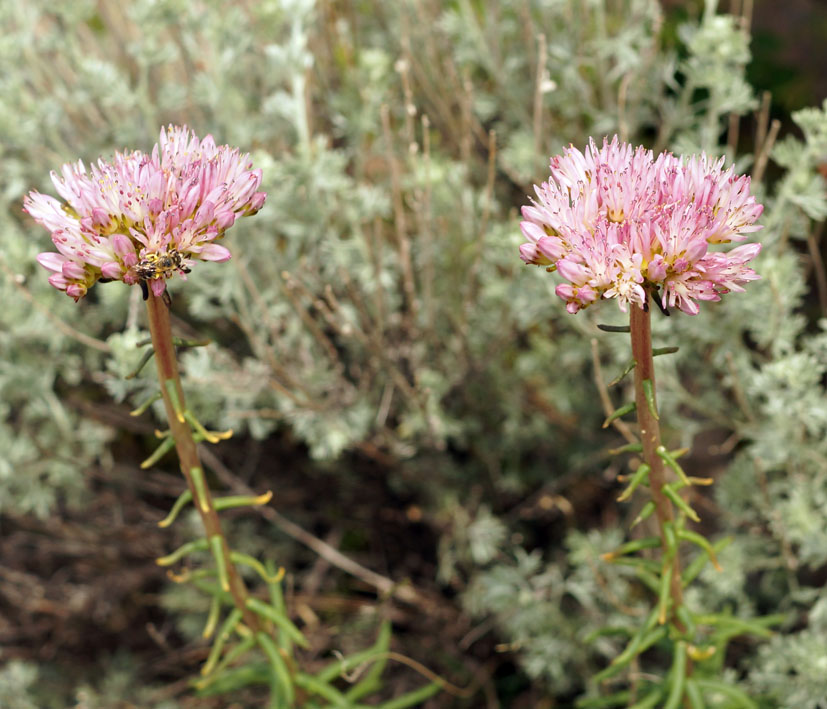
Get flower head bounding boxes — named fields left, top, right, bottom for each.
left=24, top=126, right=266, bottom=300
left=519, top=136, right=763, bottom=315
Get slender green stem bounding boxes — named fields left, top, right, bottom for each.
left=145, top=292, right=260, bottom=632
left=629, top=298, right=684, bottom=617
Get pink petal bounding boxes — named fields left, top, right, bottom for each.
left=537, top=236, right=565, bottom=262
left=37, top=252, right=66, bottom=272
left=728, top=242, right=762, bottom=263
left=520, top=221, right=546, bottom=244
left=249, top=191, right=266, bottom=212
left=557, top=259, right=590, bottom=283
left=48, top=273, right=69, bottom=289
left=110, top=233, right=135, bottom=259
left=196, top=243, right=232, bottom=262
left=150, top=278, right=167, bottom=297
left=62, top=261, right=87, bottom=280
left=91, top=207, right=110, bottom=227
left=519, top=243, right=540, bottom=264
left=101, top=261, right=124, bottom=279
left=66, top=283, right=88, bottom=300
left=215, top=210, right=237, bottom=229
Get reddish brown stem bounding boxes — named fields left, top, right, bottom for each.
left=629, top=298, right=684, bottom=615
left=145, top=293, right=260, bottom=631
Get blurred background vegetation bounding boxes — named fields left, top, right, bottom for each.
left=2, top=0, right=827, bottom=706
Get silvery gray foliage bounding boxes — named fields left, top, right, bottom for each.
left=0, top=661, right=39, bottom=709
left=770, top=101, right=827, bottom=231
left=461, top=527, right=647, bottom=694
left=748, top=594, right=827, bottom=708
left=0, top=228, right=113, bottom=517
left=671, top=9, right=756, bottom=153
left=2, top=0, right=826, bottom=704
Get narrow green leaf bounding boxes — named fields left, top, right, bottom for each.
left=375, top=682, right=441, bottom=709
left=346, top=620, right=393, bottom=701
left=203, top=594, right=221, bottom=639
left=140, top=434, right=175, bottom=470
left=603, top=401, right=636, bottom=428
left=675, top=605, right=696, bottom=637
left=267, top=560, right=285, bottom=613
left=583, top=626, right=637, bottom=645
left=295, top=672, right=351, bottom=706
left=215, top=491, right=273, bottom=511
left=593, top=608, right=659, bottom=682
left=316, top=647, right=384, bottom=685
left=631, top=501, right=656, bottom=528
left=125, top=348, right=155, bottom=379
left=682, top=538, right=732, bottom=586
left=663, top=641, right=687, bottom=709
left=157, top=489, right=193, bottom=528
left=685, top=679, right=706, bottom=709
left=677, top=529, right=722, bottom=570
left=634, top=566, right=661, bottom=593
left=693, top=612, right=785, bottom=639
left=155, top=538, right=209, bottom=567
left=230, top=551, right=284, bottom=585
left=576, top=691, right=632, bottom=708
left=597, top=324, right=631, bottom=333
left=195, top=635, right=256, bottom=691
left=601, top=535, right=660, bottom=561
left=257, top=632, right=295, bottom=706
left=247, top=597, right=309, bottom=648
left=608, top=442, right=643, bottom=455
left=657, top=446, right=691, bottom=486
left=191, top=578, right=234, bottom=606
left=608, top=556, right=661, bottom=575
left=609, top=359, right=636, bottom=387
left=172, top=336, right=212, bottom=348
left=265, top=561, right=290, bottom=652
left=628, top=688, right=665, bottom=709
left=617, top=464, right=651, bottom=501
left=184, top=409, right=231, bottom=444
left=662, top=484, right=700, bottom=522
left=637, top=625, right=668, bottom=655
left=201, top=607, right=243, bottom=677
left=130, top=391, right=162, bottom=416
left=195, top=662, right=270, bottom=696
left=594, top=625, right=666, bottom=684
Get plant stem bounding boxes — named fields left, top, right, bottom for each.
left=145, top=292, right=260, bottom=632
left=629, top=297, right=684, bottom=616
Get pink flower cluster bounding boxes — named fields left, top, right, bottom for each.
left=24, top=126, right=266, bottom=300
left=519, top=136, right=763, bottom=315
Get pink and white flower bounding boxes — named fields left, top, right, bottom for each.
left=519, top=136, right=763, bottom=315
left=24, top=126, right=266, bottom=300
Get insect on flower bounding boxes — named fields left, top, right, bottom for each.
left=130, top=249, right=192, bottom=300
